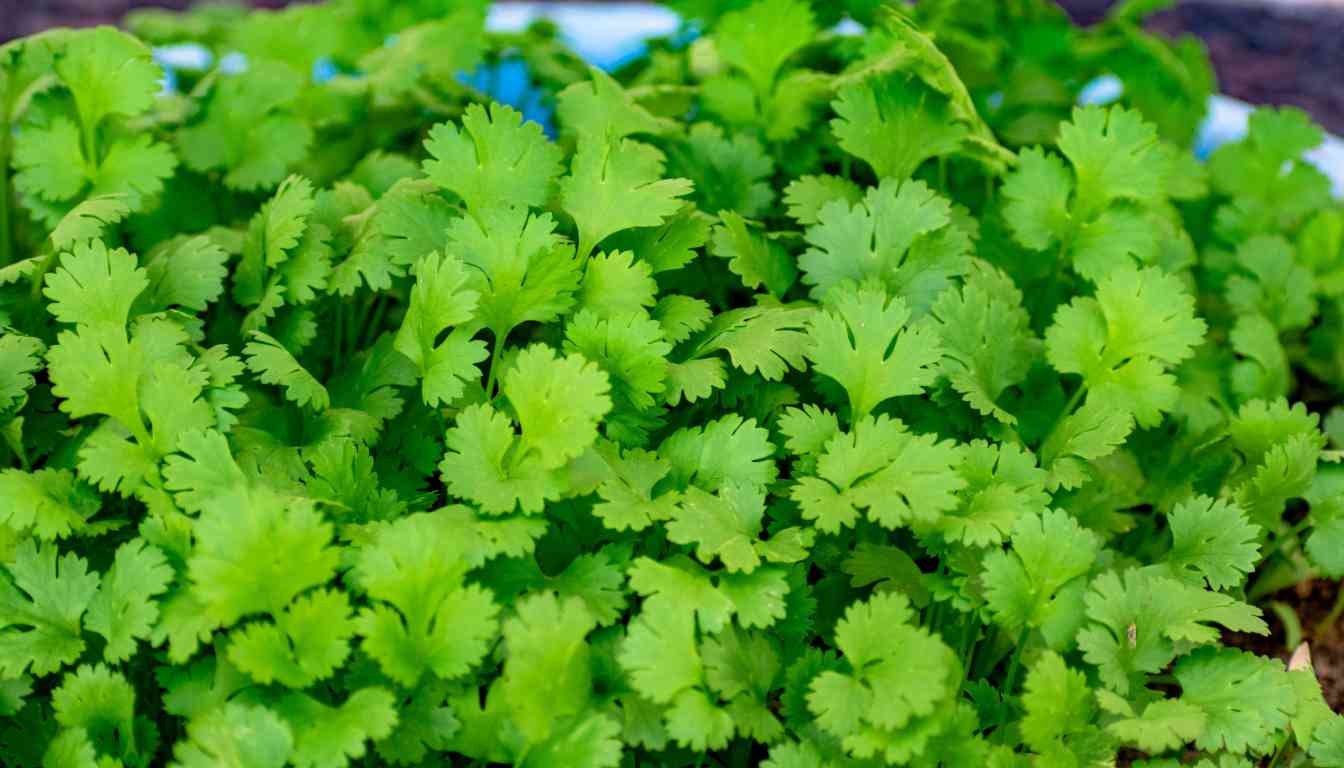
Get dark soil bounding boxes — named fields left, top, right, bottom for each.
left=0, top=0, right=290, bottom=40
left=1063, top=0, right=1344, bottom=135
left=1226, top=578, right=1344, bottom=712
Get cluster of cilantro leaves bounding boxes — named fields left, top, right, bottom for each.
left=1, top=0, right=1343, bottom=766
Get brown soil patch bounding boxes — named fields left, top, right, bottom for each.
left=1228, top=578, right=1344, bottom=712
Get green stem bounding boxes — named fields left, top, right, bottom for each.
left=1002, top=627, right=1030, bottom=694
left=361, top=294, right=391, bottom=348
left=333, top=301, right=344, bottom=372
left=1315, top=585, right=1344, bottom=639
left=0, top=124, right=11, bottom=268
left=1265, top=737, right=1288, bottom=768
left=484, top=330, right=509, bottom=398
left=1041, top=383, right=1088, bottom=451
left=957, top=621, right=981, bottom=695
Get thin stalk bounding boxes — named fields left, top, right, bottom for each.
left=1041, top=383, right=1088, bottom=451
left=333, top=301, right=344, bottom=372
left=0, top=125, right=11, bottom=267
left=1315, top=585, right=1344, bottom=639
left=361, top=294, right=391, bottom=348
left=484, top=331, right=509, bottom=398
left=1265, top=737, right=1288, bottom=768
left=1002, top=627, right=1030, bottom=694
left=957, top=621, right=981, bottom=696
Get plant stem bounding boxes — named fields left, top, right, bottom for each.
left=1002, top=627, right=1030, bottom=694
left=1315, top=584, right=1344, bottom=639
left=361, top=294, right=391, bottom=347
left=1265, top=737, right=1288, bottom=768
left=484, top=331, right=509, bottom=398
left=333, top=300, right=344, bottom=371
left=1041, top=383, right=1088, bottom=451
left=0, top=125, right=11, bottom=268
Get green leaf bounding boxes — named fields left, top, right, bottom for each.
left=1077, top=570, right=1268, bottom=695
left=447, top=205, right=581, bottom=340
left=1056, top=105, right=1165, bottom=217
left=792, top=414, right=964, bottom=533
left=394, top=252, right=489, bottom=407
left=188, top=490, right=338, bottom=626
left=1097, top=690, right=1204, bottom=753
left=169, top=703, right=293, bottom=768
left=0, top=540, right=99, bottom=677
left=659, top=413, right=778, bottom=493
left=556, top=67, right=678, bottom=142
left=1174, top=647, right=1295, bottom=754
left=783, top=174, right=862, bottom=227
left=1046, top=265, right=1206, bottom=428
left=243, top=332, right=330, bottom=411
left=805, top=280, right=943, bottom=421
left=929, top=262, right=1038, bottom=424
left=500, top=592, right=597, bottom=744
left=983, top=509, right=1100, bottom=632
left=423, top=103, right=562, bottom=214
left=55, top=27, right=161, bottom=129
left=1163, top=496, right=1261, bottom=590
left=49, top=195, right=130, bottom=251
left=560, top=135, right=694, bottom=259
left=668, top=483, right=771, bottom=573
left=1020, top=652, right=1101, bottom=757
left=352, top=512, right=498, bottom=686
left=800, top=178, right=970, bottom=310
left=0, top=469, right=100, bottom=541
left=807, top=592, right=957, bottom=735
left=227, top=588, right=354, bottom=688
left=715, top=0, right=816, bottom=95
left=674, top=123, right=774, bottom=218
left=84, top=539, right=172, bottom=663
left=502, top=344, right=612, bottom=468
left=831, top=73, right=968, bottom=180
left=277, top=688, right=398, bottom=768
left=710, top=211, right=796, bottom=298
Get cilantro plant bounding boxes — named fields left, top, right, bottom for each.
left=1, top=0, right=1343, bottom=766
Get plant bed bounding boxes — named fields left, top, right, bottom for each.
left=0, top=1, right=1342, bottom=767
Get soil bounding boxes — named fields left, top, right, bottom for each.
left=1063, top=0, right=1344, bottom=135
left=0, top=0, right=291, bottom=40
left=1226, top=578, right=1344, bottom=712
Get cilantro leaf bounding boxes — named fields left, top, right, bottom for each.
left=0, top=540, right=99, bottom=677
left=1174, top=647, right=1296, bottom=754
left=800, top=178, right=970, bottom=310
left=394, top=252, right=489, bottom=407
left=352, top=513, right=499, bottom=686
left=243, top=331, right=331, bottom=411
left=831, top=73, right=968, bottom=180
left=1163, top=496, right=1261, bottom=590
left=188, top=490, right=338, bottom=626
left=929, top=262, right=1039, bottom=424
left=560, top=135, right=694, bottom=259
left=0, top=469, right=100, bottom=541
left=805, top=280, right=943, bottom=421
left=84, top=539, right=172, bottom=663
left=983, top=509, right=1100, bottom=633
left=227, top=588, right=354, bottom=688
left=715, top=0, right=816, bottom=97
left=791, top=414, right=964, bottom=533
left=423, top=103, right=562, bottom=215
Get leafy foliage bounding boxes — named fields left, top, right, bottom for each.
left=0, top=1, right=1341, bottom=767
